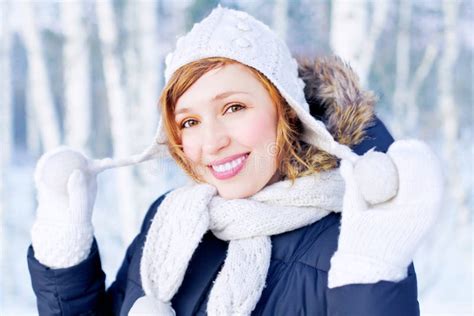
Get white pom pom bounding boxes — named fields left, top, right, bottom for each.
left=36, top=147, right=88, bottom=194
left=129, top=296, right=176, bottom=315
left=353, top=150, right=398, bottom=205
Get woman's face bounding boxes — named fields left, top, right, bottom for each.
left=174, top=63, right=280, bottom=199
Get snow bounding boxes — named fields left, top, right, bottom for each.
left=1, top=1, right=472, bottom=315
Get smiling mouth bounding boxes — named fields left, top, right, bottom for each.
left=208, top=153, right=250, bottom=180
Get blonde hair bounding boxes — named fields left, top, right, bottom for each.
left=159, top=57, right=337, bottom=183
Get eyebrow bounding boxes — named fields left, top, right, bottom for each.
left=174, top=91, right=249, bottom=115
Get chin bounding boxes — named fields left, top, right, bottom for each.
left=216, top=184, right=258, bottom=200
left=210, top=171, right=279, bottom=199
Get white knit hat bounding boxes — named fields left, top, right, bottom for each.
left=91, top=5, right=359, bottom=175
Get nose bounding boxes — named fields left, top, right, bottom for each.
left=202, top=120, right=230, bottom=156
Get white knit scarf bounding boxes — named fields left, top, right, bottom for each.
left=129, top=169, right=345, bottom=315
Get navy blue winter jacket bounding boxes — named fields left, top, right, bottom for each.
left=27, top=117, right=420, bottom=315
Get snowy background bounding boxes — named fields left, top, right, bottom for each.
left=0, top=0, right=472, bottom=315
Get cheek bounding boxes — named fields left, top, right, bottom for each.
left=235, top=112, right=277, bottom=147
left=182, top=134, right=201, bottom=163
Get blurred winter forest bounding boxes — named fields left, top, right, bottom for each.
left=0, top=0, right=472, bottom=314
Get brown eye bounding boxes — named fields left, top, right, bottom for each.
left=225, top=103, right=245, bottom=114
left=181, top=119, right=198, bottom=129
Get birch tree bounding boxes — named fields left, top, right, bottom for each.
left=0, top=0, right=12, bottom=283
left=123, top=1, right=140, bottom=129
left=273, top=0, right=288, bottom=41
left=417, top=1, right=469, bottom=299
left=392, top=0, right=439, bottom=137
left=404, top=44, right=438, bottom=132
left=1, top=0, right=12, bottom=167
left=136, top=1, right=161, bottom=151
left=17, top=1, right=61, bottom=151
left=61, top=1, right=91, bottom=151
left=330, top=0, right=389, bottom=86
left=95, top=0, right=139, bottom=243
left=392, top=0, right=412, bottom=137
left=134, top=0, right=171, bottom=204
left=121, top=0, right=168, bottom=215
left=438, top=0, right=468, bottom=224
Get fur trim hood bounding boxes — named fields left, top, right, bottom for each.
left=298, top=55, right=377, bottom=149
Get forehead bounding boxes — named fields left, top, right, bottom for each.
left=175, top=63, right=265, bottom=111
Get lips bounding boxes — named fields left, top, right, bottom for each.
left=208, top=152, right=250, bottom=166
left=208, top=152, right=250, bottom=180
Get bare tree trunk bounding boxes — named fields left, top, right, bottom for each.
left=123, top=0, right=140, bottom=120
left=438, top=0, right=468, bottom=224
left=170, top=0, right=187, bottom=37
left=405, top=44, right=438, bottom=132
left=273, top=0, right=288, bottom=41
left=61, top=1, right=91, bottom=152
left=1, top=0, right=12, bottom=166
left=392, top=0, right=438, bottom=137
left=330, top=0, right=388, bottom=86
left=17, top=2, right=61, bottom=151
left=95, top=0, right=138, bottom=244
left=331, top=0, right=368, bottom=79
left=123, top=1, right=141, bottom=157
left=392, top=0, right=412, bottom=138
left=0, top=0, right=12, bottom=285
left=26, top=86, right=41, bottom=155
left=358, top=1, right=389, bottom=85
left=121, top=0, right=165, bottom=219
left=134, top=0, right=170, bottom=207
left=136, top=1, right=161, bottom=135
left=417, top=0, right=466, bottom=298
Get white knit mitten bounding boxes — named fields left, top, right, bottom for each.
left=31, top=147, right=98, bottom=269
left=328, top=140, right=443, bottom=288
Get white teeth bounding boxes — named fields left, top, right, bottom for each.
left=211, top=155, right=247, bottom=173
left=231, top=160, right=239, bottom=168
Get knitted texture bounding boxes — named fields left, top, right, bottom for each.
left=129, top=5, right=359, bottom=167
left=78, top=6, right=361, bottom=172
left=132, top=169, right=345, bottom=315
left=129, top=296, right=176, bottom=315
left=353, top=148, right=398, bottom=204
left=328, top=140, right=444, bottom=288
left=28, top=4, right=444, bottom=313
left=31, top=148, right=97, bottom=269
left=164, top=5, right=306, bottom=110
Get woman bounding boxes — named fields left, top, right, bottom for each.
left=27, top=6, right=442, bottom=315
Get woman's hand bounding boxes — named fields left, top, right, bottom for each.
left=31, top=147, right=98, bottom=269
left=328, top=140, right=444, bottom=288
